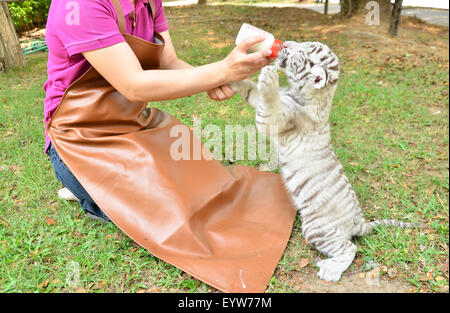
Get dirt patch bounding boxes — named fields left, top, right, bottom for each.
left=293, top=271, right=413, bottom=293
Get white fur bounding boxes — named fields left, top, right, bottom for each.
left=231, top=41, right=419, bottom=282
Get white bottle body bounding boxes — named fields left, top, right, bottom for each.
left=235, top=23, right=275, bottom=53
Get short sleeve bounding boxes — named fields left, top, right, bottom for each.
left=153, top=0, right=169, bottom=33
left=52, top=0, right=125, bottom=57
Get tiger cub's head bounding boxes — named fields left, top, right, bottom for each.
left=276, top=41, right=339, bottom=92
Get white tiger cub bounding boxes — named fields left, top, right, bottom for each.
left=230, top=41, right=421, bottom=282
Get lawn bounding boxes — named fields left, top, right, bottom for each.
left=0, top=4, right=448, bottom=293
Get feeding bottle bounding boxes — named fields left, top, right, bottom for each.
left=235, top=23, right=282, bottom=59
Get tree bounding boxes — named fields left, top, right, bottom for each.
left=0, top=2, right=24, bottom=72
left=324, top=0, right=329, bottom=15
left=339, top=0, right=392, bottom=20
left=198, top=0, right=207, bottom=5
left=388, top=0, right=403, bottom=36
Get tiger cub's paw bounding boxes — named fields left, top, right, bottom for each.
left=229, top=81, right=248, bottom=96
left=257, top=66, right=279, bottom=97
left=316, top=258, right=347, bottom=282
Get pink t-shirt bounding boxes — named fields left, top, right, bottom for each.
left=43, top=0, right=169, bottom=153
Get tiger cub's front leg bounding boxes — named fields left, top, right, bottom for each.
left=229, top=79, right=260, bottom=109
left=256, top=66, right=287, bottom=135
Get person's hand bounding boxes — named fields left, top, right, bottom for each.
left=207, top=84, right=235, bottom=101
left=219, top=35, right=272, bottom=83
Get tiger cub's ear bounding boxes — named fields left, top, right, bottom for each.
left=311, top=65, right=327, bottom=89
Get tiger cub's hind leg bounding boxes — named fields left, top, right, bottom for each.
left=315, top=240, right=357, bottom=282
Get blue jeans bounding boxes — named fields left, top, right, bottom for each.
left=47, top=142, right=110, bottom=222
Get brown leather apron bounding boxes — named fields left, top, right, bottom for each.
left=47, top=0, right=296, bottom=293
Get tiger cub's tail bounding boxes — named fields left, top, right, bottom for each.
left=359, top=219, right=422, bottom=236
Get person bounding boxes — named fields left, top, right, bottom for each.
left=44, top=0, right=272, bottom=222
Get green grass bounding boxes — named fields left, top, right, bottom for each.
left=1, top=5, right=448, bottom=293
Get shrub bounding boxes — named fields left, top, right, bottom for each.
left=8, top=0, right=51, bottom=32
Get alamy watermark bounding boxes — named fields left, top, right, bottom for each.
left=169, top=117, right=279, bottom=171
left=365, top=1, right=380, bottom=26
left=65, top=1, right=80, bottom=26
left=65, top=260, right=80, bottom=290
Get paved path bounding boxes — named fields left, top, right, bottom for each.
left=299, top=3, right=449, bottom=26
left=164, top=0, right=197, bottom=6
left=401, top=7, right=449, bottom=26
left=163, top=1, right=449, bottom=27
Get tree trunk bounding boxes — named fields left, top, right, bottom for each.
left=324, top=0, right=329, bottom=15
left=388, top=0, right=403, bottom=36
left=198, top=0, right=207, bottom=5
left=0, top=3, right=25, bottom=72
left=340, top=0, right=353, bottom=17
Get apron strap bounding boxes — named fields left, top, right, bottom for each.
left=110, top=0, right=156, bottom=34
left=146, top=0, right=156, bottom=21
left=111, top=0, right=126, bottom=34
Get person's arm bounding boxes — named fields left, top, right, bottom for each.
left=81, top=35, right=271, bottom=103
left=160, top=30, right=241, bottom=101
left=159, top=30, right=192, bottom=70
left=158, top=30, right=245, bottom=101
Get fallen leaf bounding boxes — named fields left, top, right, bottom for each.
left=0, top=218, right=9, bottom=227
left=420, top=269, right=433, bottom=282
left=74, top=286, right=86, bottom=293
left=354, top=258, right=364, bottom=270
left=436, top=193, right=446, bottom=210
left=387, top=268, right=398, bottom=279
left=369, top=267, right=381, bottom=276
left=435, top=276, right=445, bottom=282
left=365, top=267, right=381, bottom=286
left=370, top=181, right=381, bottom=190
left=146, top=286, right=162, bottom=293
left=439, top=260, right=449, bottom=274
left=278, top=272, right=287, bottom=281
left=45, top=217, right=56, bottom=226
left=298, top=258, right=309, bottom=268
